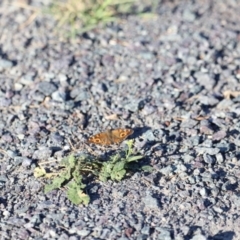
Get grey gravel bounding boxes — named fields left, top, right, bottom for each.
left=191, top=234, right=207, bottom=240
left=0, top=0, right=240, bottom=239
left=143, top=192, right=159, bottom=209
left=38, top=81, right=57, bottom=96
left=0, top=58, right=13, bottom=70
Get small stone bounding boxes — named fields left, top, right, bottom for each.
left=142, top=130, right=156, bottom=141
left=7, top=150, right=18, bottom=158
left=203, top=154, right=215, bottom=165
left=17, top=134, right=25, bottom=140
left=195, top=147, right=219, bottom=155
left=33, top=146, right=52, bottom=160
left=181, top=119, right=198, bottom=128
left=183, top=9, right=196, bottom=21
left=213, top=206, right=223, bottom=213
left=14, top=82, right=23, bottom=91
left=201, top=139, right=213, bottom=148
left=58, top=73, right=67, bottom=82
left=3, top=210, right=10, bottom=217
left=59, top=233, right=69, bottom=240
left=176, top=163, right=187, bottom=172
left=200, top=125, right=214, bottom=135
left=215, top=142, right=230, bottom=152
left=20, top=74, right=35, bottom=85
left=21, top=157, right=33, bottom=167
left=215, top=153, right=224, bottom=163
left=191, top=234, right=207, bottom=240
left=38, top=81, right=57, bottom=96
left=183, top=154, right=194, bottom=163
left=157, top=227, right=172, bottom=240
left=69, top=237, right=78, bottom=240
left=141, top=225, right=150, bottom=235
left=76, top=229, right=91, bottom=237
left=143, top=193, right=159, bottom=209
left=52, top=90, right=67, bottom=102
left=160, top=165, right=174, bottom=176
left=0, top=58, right=13, bottom=70
left=212, top=130, right=227, bottom=141
left=70, top=88, right=88, bottom=101
left=193, top=169, right=200, bottom=176
left=123, top=100, right=139, bottom=112
left=198, top=96, right=219, bottom=106
left=195, top=72, right=214, bottom=90
left=50, top=132, right=64, bottom=143
left=217, top=99, right=233, bottom=110
left=188, top=176, right=196, bottom=184
left=141, top=105, right=156, bottom=116
left=199, top=188, right=208, bottom=197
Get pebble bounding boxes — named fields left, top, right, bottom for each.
left=0, top=58, right=13, bottom=71
left=156, top=227, right=172, bottom=240
left=199, top=188, right=208, bottom=197
left=212, top=130, right=227, bottom=141
left=191, top=234, right=207, bottom=240
left=20, top=74, right=35, bottom=85
left=32, top=147, right=52, bottom=160
left=160, top=165, right=174, bottom=176
left=143, top=193, right=159, bottom=209
left=203, top=154, right=215, bottom=165
left=14, top=82, right=23, bottom=91
left=51, top=90, right=67, bottom=102
left=37, top=81, right=57, bottom=96
left=215, top=153, right=224, bottom=163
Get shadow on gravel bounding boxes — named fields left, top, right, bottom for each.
left=86, top=182, right=101, bottom=203
left=183, top=227, right=235, bottom=240
left=209, top=231, right=235, bottom=240
left=131, top=126, right=152, bottom=139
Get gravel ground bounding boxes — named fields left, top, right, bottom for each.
left=0, top=0, right=240, bottom=239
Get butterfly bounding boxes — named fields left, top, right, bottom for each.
left=87, top=128, right=134, bottom=145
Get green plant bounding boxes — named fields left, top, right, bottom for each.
left=34, top=140, right=152, bottom=205
left=99, top=139, right=152, bottom=181
left=47, top=0, right=136, bottom=37
left=13, top=0, right=158, bottom=38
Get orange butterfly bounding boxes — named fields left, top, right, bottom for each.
left=87, top=128, right=133, bottom=145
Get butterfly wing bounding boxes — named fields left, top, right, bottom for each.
left=87, top=129, right=133, bottom=145
left=87, top=131, right=112, bottom=145
left=110, top=128, right=134, bottom=144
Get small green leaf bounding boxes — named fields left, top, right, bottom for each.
left=68, top=154, right=76, bottom=169
left=67, top=182, right=90, bottom=205
left=72, top=169, right=82, bottom=183
left=99, top=174, right=108, bottom=182
left=67, top=187, right=82, bottom=205
left=127, top=155, right=144, bottom=162
left=44, top=174, right=67, bottom=194
left=66, top=181, right=76, bottom=189
left=110, top=153, right=121, bottom=163
left=69, top=174, right=86, bottom=189
left=78, top=191, right=90, bottom=205
left=103, top=162, right=114, bottom=173
left=113, top=161, right=125, bottom=172
left=53, top=175, right=66, bottom=186
left=125, top=139, right=134, bottom=157
left=58, top=168, right=71, bottom=181
left=44, top=183, right=58, bottom=194
left=141, top=165, right=153, bottom=172
left=111, top=169, right=126, bottom=181
left=99, top=168, right=111, bottom=182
